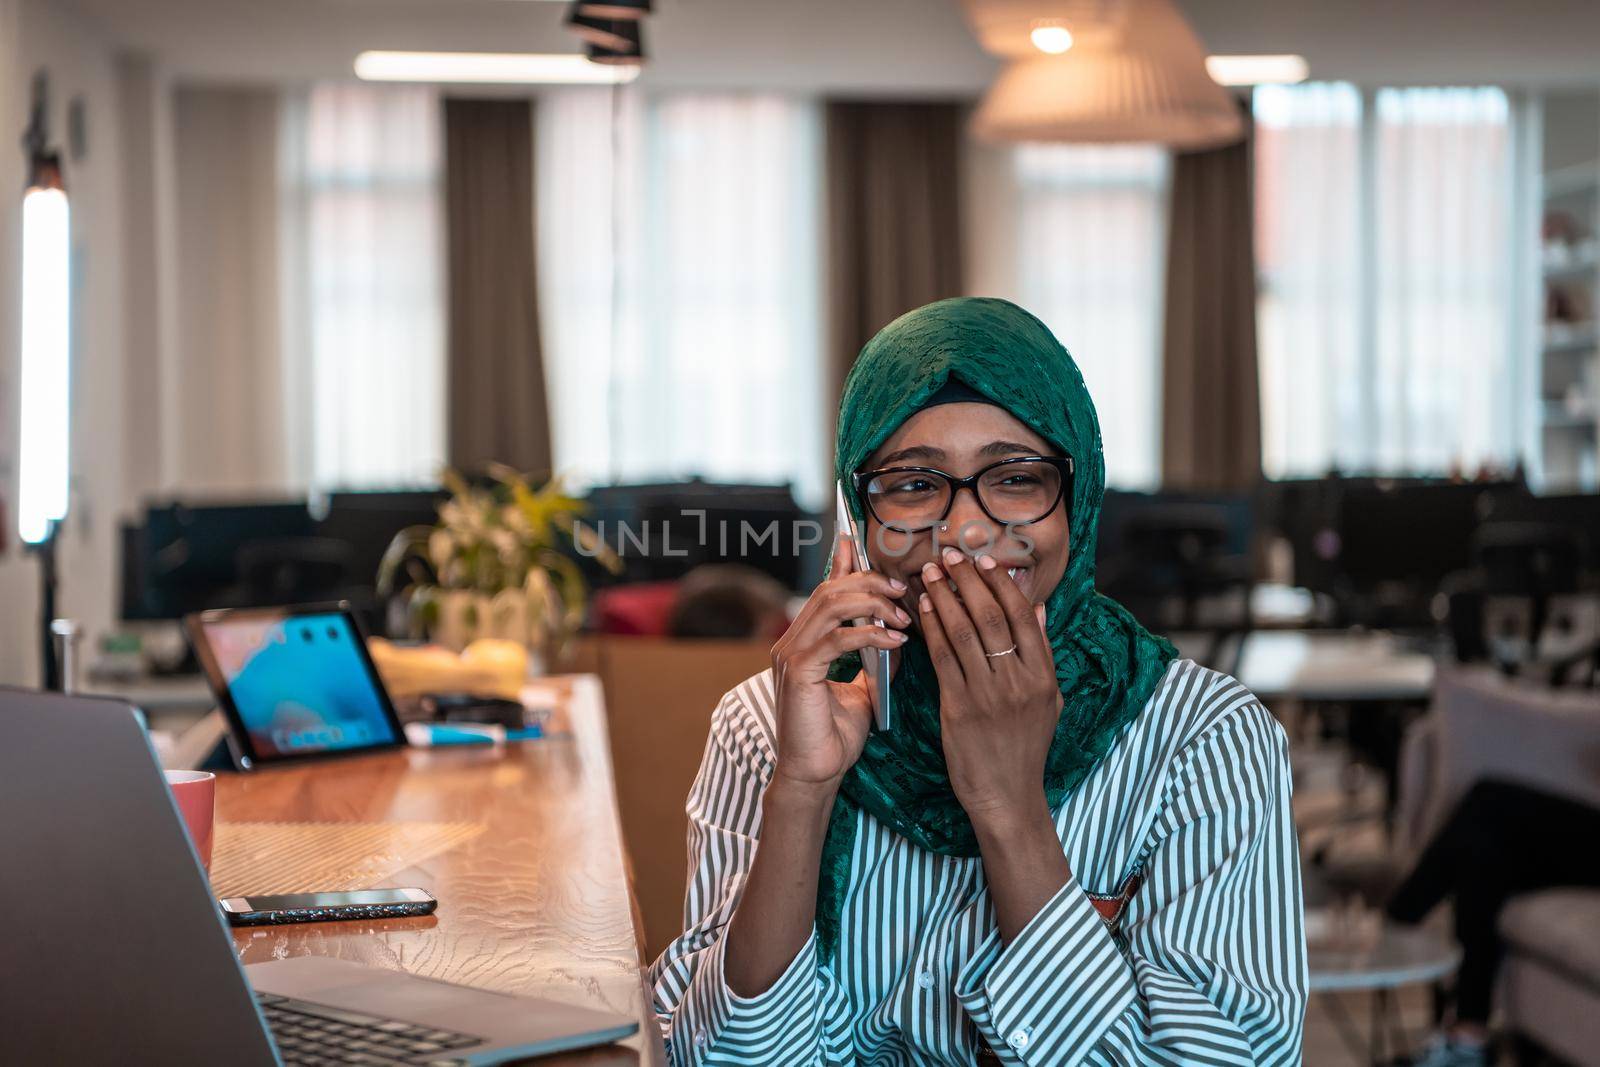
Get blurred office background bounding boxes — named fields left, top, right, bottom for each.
left=3, top=1, right=1600, bottom=1061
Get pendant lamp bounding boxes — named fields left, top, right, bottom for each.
left=965, top=0, right=1243, bottom=148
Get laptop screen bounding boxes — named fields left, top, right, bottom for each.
left=198, top=610, right=400, bottom=759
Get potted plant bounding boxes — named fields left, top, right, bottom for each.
left=377, top=465, right=620, bottom=670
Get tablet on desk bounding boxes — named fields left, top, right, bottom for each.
left=185, top=603, right=405, bottom=770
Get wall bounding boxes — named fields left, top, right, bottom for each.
left=0, top=0, right=127, bottom=685
left=1543, top=90, right=1600, bottom=174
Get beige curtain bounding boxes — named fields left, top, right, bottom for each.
left=825, top=101, right=966, bottom=406
left=443, top=98, right=553, bottom=477
left=170, top=87, right=289, bottom=492
left=1160, top=103, right=1262, bottom=491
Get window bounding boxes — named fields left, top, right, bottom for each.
left=1254, top=83, right=1514, bottom=478
left=537, top=89, right=825, bottom=506
left=279, top=84, right=446, bottom=489
left=966, top=142, right=1170, bottom=489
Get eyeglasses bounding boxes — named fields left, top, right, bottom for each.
left=852, top=456, right=1073, bottom=532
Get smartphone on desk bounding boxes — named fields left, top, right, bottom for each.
left=836, top=482, right=892, bottom=733
left=220, top=887, right=437, bottom=927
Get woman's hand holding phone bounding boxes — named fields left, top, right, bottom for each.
left=729, top=534, right=911, bottom=998
left=769, top=534, right=910, bottom=798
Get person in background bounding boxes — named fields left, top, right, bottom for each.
left=668, top=564, right=793, bottom=641
left=647, top=298, right=1308, bottom=1065
left=1387, top=778, right=1600, bottom=1067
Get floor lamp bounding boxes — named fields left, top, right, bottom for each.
left=18, top=70, right=71, bottom=691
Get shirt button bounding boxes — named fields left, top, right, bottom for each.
left=917, top=970, right=935, bottom=990
left=1007, top=1026, right=1033, bottom=1051
left=693, top=1029, right=708, bottom=1047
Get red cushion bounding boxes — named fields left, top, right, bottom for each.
left=593, top=581, right=681, bottom=637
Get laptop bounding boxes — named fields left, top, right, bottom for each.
left=0, top=688, right=639, bottom=1065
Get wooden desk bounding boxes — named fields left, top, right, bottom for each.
left=212, top=675, right=666, bottom=1066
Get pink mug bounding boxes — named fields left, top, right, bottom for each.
left=164, top=769, right=216, bottom=873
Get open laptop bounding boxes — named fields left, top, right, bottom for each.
left=0, top=688, right=639, bottom=1066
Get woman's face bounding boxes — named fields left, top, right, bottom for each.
left=856, top=402, right=1072, bottom=624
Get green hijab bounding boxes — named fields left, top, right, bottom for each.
left=816, top=296, right=1177, bottom=961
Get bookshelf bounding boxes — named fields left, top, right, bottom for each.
left=1536, top=91, right=1600, bottom=491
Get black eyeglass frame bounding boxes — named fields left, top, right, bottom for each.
left=851, top=455, right=1075, bottom=532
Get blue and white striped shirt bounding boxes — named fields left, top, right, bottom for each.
left=648, top=659, right=1308, bottom=1065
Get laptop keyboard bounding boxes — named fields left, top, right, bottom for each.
left=257, top=992, right=485, bottom=1065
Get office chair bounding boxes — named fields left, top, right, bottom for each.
left=1439, top=522, right=1598, bottom=688
left=236, top=537, right=354, bottom=606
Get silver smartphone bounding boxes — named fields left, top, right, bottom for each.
left=836, top=481, right=893, bottom=732
left=219, top=887, right=437, bottom=926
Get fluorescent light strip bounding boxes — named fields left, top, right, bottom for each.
left=1206, top=54, right=1309, bottom=87
left=18, top=186, right=71, bottom=545
left=354, top=50, right=640, bottom=85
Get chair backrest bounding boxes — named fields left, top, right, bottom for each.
left=1396, top=667, right=1600, bottom=856
left=583, top=636, right=773, bottom=964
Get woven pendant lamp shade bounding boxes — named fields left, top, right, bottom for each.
left=966, top=0, right=1243, bottom=149
left=965, top=0, right=1126, bottom=56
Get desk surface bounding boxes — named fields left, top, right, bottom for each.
left=1238, top=631, right=1436, bottom=703
left=1171, top=630, right=1437, bottom=703
left=213, top=675, right=665, bottom=1066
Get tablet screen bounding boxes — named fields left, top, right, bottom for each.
left=198, top=610, right=400, bottom=760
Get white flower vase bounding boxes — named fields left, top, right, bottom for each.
left=431, top=588, right=553, bottom=676
left=487, top=588, right=530, bottom=645
left=434, top=590, right=492, bottom=653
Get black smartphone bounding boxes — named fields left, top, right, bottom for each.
left=219, top=887, right=437, bottom=926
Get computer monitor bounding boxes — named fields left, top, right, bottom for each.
left=578, top=479, right=812, bottom=591
left=120, top=501, right=317, bottom=620
left=315, top=489, right=447, bottom=594
left=121, top=492, right=448, bottom=625
left=1323, top=479, right=1522, bottom=628
left=1481, top=491, right=1600, bottom=572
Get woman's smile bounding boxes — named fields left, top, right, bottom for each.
left=857, top=401, right=1070, bottom=623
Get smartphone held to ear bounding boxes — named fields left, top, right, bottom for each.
left=836, top=482, right=893, bottom=733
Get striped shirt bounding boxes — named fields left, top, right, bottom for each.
left=648, top=659, right=1308, bottom=1066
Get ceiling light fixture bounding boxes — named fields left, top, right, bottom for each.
left=353, top=50, right=639, bottom=85
left=966, top=0, right=1122, bottom=56
left=1029, top=21, right=1074, bottom=54
left=1204, top=54, right=1309, bottom=86
left=965, top=0, right=1243, bottom=149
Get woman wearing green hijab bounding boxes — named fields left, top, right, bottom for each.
left=649, top=298, right=1306, bottom=1065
